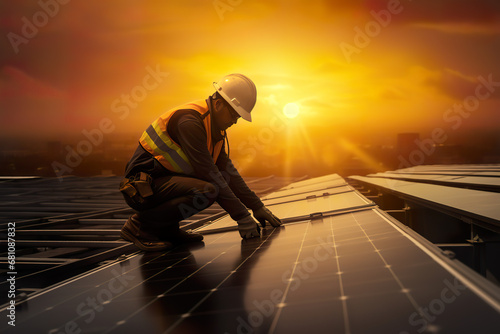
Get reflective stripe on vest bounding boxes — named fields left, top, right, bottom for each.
left=143, top=121, right=194, bottom=174
left=139, top=99, right=223, bottom=175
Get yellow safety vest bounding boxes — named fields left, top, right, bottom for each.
left=139, top=99, right=224, bottom=175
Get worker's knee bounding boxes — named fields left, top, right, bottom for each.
left=191, top=182, right=217, bottom=209
left=201, top=181, right=217, bottom=198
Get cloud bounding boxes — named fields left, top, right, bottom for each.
left=379, top=87, right=408, bottom=100
left=410, top=21, right=500, bottom=35
left=323, top=0, right=500, bottom=34
left=402, top=0, right=500, bottom=35
left=424, top=68, right=500, bottom=100
left=361, top=0, right=500, bottom=23
left=404, top=0, right=500, bottom=25
left=0, top=66, right=68, bottom=135
left=260, top=84, right=292, bottom=91
left=261, top=94, right=279, bottom=106
left=1, top=0, right=499, bottom=141
left=0, top=66, right=65, bottom=99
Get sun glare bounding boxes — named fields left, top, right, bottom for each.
left=283, top=103, right=300, bottom=119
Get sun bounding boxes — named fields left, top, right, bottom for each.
left=283, top=103, right=300, bottom=119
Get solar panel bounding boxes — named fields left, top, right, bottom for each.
left=368, top=169, right=500, bottom=192
left=3, top=209, right=499, bottom=333
left=268, top=179, right=347, bottom=197
left=279, top=173, right=345, bottom=189
left=0, top=176, right=294, bottom=306
left=349, top=176, right=500, bottom=227
left=198, top=189, right=374, bottom=231
left=1, top=173, right=499, bottom=333
left=398, top=164, right=500, bottom=173
left=262, top=185, right=353, bottom=205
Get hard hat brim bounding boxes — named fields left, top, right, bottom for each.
left=213, top=82, right=253, bottom=122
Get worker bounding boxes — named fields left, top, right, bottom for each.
left=119, top=73, right=282, bottom=251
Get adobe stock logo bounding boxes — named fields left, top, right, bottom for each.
left=213, top=0, right=243, bottom=21
left=227, top=236, right=336, bottom=334
left=51, top=65, right=169, bottom=180
left=397, top=73, right=500, bottom=169
left=339, top=0, right=408, bottom=64
left=7, top=0, right=71, bottom=54
left=52, top=267, right=135, bottom=334
left=400, top=277, right=467, bottom=334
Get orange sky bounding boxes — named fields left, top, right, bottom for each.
left=1, top=0, right=500, bottom=176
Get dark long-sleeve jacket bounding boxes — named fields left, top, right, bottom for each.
left=124, top=100, right=263, bottom=221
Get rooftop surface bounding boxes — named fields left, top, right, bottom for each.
left=1, top=169, right=500, bottom=333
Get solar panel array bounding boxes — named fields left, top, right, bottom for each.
left=0, top=175, right=293, bottom=305
left=348, top=164, right=500, bottom=285
left=365, top=164, right=500, bottom=192
left=2, top=173, right=499, bottom=333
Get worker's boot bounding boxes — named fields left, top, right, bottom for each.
left=161, top=225, right=204, bottom=245
left=170, top=229, right=204, bottom=244
left=120, top=214, right=173, bottom=252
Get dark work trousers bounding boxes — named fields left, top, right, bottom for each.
left=122, top=175, right=217, bottom=238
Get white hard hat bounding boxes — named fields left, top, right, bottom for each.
left=213, top=73, right=257, bottom=122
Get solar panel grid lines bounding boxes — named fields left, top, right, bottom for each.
left=163, top=228, right=282, bottom=334
left=327, top=212, right=404, bottom=333
left=0, top=226, right=496, bottom=334
left=332, top=210, right=497, bottom=334
left=101, top=234, right=240, bottom=334
left=329, top=213, right=351, bottom=334
left=0, top=252, right=142, bottom=328
left=371, top=208, right=500, bottom=316
left=27, top=210, right=500, bottom=332
left=2, top=173, right=500, bottom=333
left=349, top=212, right=425, bottom=327
left=267, top=220, right=311, bottom=333
left=0, top=175, right=291, bottom=307
left=196, top=186, right=375, bottom=233
left=1, top=232, right=230, bottom=333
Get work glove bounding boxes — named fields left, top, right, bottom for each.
left=253, top=206, right=282, bottom=228
left=237, top=215, right=261, bottom=239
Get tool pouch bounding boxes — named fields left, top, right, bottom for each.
left=119, top=172, right=154, bottom=204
